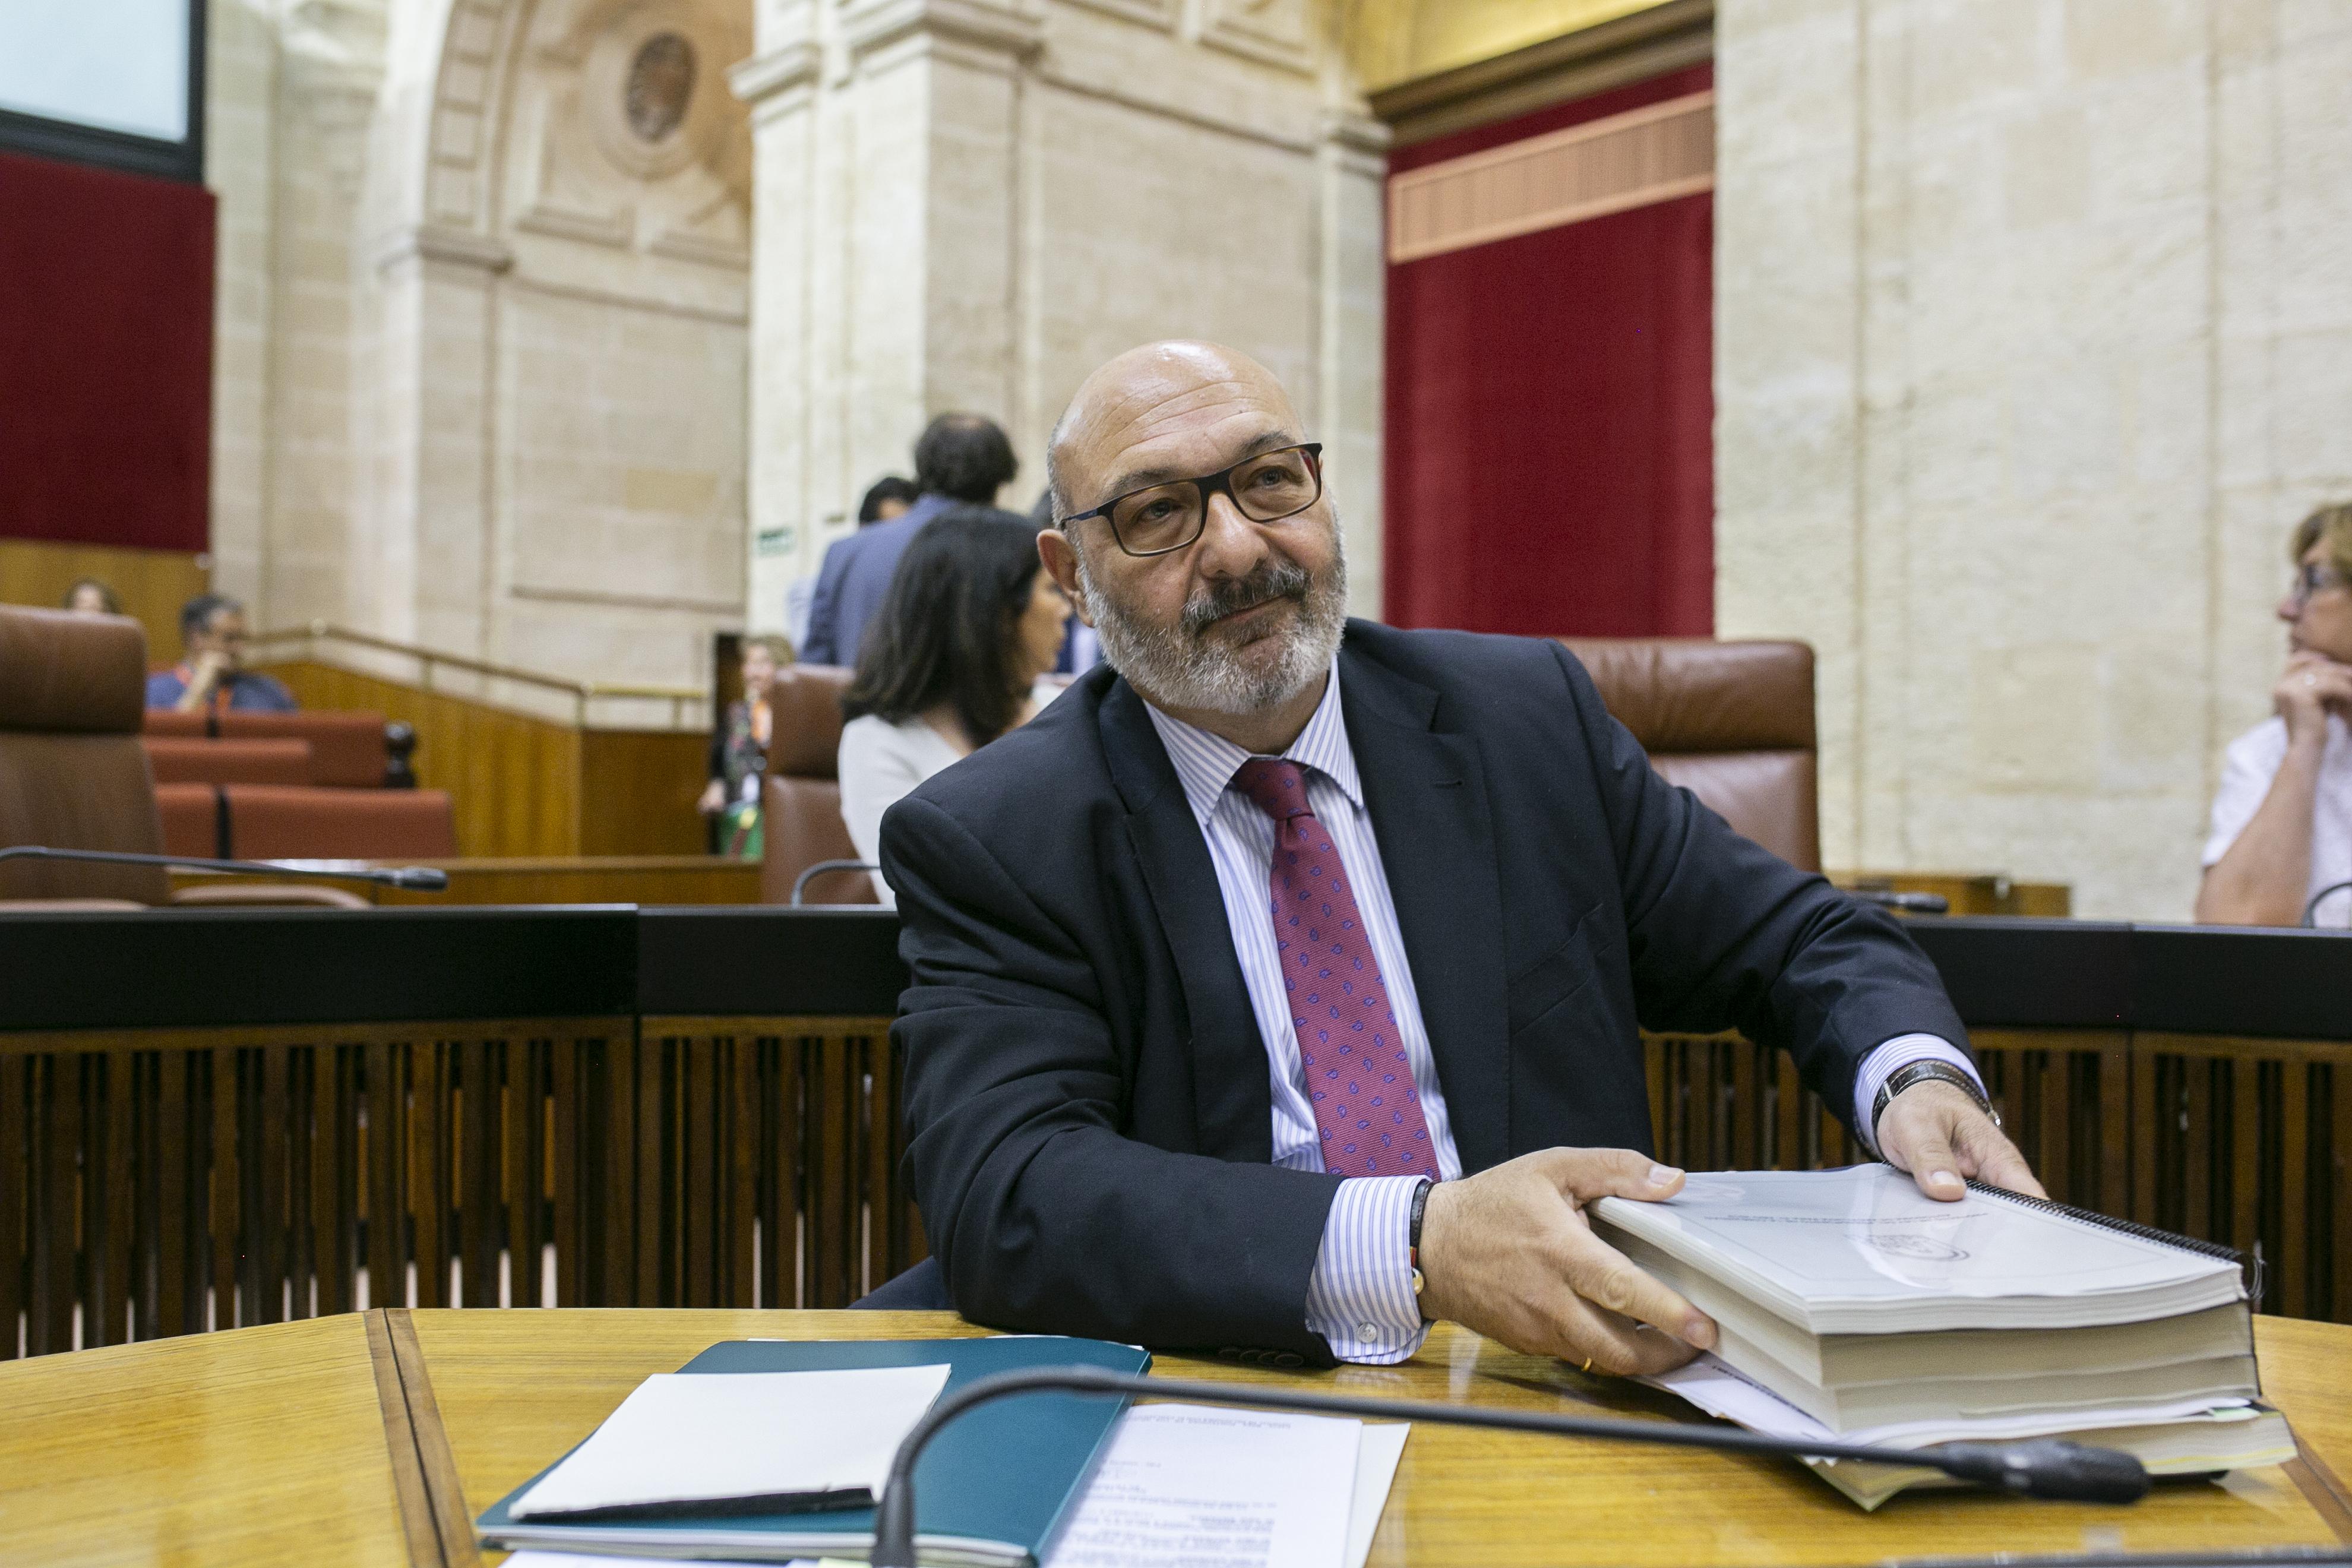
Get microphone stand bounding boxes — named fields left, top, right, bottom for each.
left=0, top=845, right=450, bottom=891
left=868, top=1366, right=2151, bottom=1566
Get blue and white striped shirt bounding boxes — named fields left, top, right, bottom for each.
left=1143, top=662, right=1972, bottom=1364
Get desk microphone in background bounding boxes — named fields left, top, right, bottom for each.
left=868, top=1367, right=2150, bottom=1566
left=0, top=845, right=450, bottom=892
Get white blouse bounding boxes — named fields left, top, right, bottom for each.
left=2202, top=713, right=2352, bottom=925
left=836, top=680, right=1066, bottom=908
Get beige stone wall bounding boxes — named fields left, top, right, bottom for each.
left=735, top=0, right=1389, bottom=633
left=207, top=0, right=1383, bottom=701
left=1715, top=0, right=2352, bottom=919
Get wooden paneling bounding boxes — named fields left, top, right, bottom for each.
left=578, top=730, right=712, bottom=856
left=170, top=856, right=763, bottom=907
left=261, top=661, right=707, bottom=859
left=0, top=538, right=208, bottom=666
left=2, top=1013, right=2342, bottom=1364
left=1832, top=871, right=2072, bottom=916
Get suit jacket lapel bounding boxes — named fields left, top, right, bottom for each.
left=1099, top=679, right=1273, bottom=1162
left=1338, top=647, right=1512, bottom=1175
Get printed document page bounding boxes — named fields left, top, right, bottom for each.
left=508, top=1364, right=951, bottom=1519
left=1044, top=1404, right=1408, bottom=1568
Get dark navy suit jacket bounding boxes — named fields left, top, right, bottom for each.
left=880, top=622, right=1970, bottom=1360
left=798, top=493, right=953, bottom=666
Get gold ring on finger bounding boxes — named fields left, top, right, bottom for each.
left=1581, top=1355, right=1594, bottom=1374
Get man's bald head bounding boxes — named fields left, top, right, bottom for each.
left=1045, top=341, right=1302, bottom=525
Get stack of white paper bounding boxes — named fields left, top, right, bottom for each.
left=508, top=1364, right=952, bottom=1520
left=498, top=1403, right=1410, bottom=1568
left=1591, top=1166, right=2281, bottom=1506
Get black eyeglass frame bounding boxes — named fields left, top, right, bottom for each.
left=1062, top=442, right=1326, bottom=558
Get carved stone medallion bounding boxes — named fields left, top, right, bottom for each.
left=624, top=31, right=696, bottom=143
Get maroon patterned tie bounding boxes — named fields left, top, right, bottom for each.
left=1234, top=758, right=1439, bottom=1180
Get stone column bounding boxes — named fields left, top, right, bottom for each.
left=734, top=0, right=1042, bottom=638
left=1318, top=110, right=1389, bottom=620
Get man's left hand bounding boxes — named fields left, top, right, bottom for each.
left=1875, top=1081, right=2046, bottom=1202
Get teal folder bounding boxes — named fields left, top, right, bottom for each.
left=474, top=1335, right=1152, bottom=1566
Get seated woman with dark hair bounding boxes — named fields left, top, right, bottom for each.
left=837, top=505, right=1071, bottom=906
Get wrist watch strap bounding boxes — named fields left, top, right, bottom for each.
left=1871, top=1059, right=2000, bottom=1144
left=1408, top=1177, right=1433, bottom=1317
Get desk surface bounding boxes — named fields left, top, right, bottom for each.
left=409, top=1310, right=2352, bottom=1568
left=4, top=1310, right=2346, bottom=1568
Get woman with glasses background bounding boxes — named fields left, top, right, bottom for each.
left=2198, top=501, right=2352, bottom=926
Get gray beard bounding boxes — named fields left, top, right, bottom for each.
left=1076, top=516, right=1349, bottom=717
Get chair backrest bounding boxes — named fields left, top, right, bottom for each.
left=217, top=710, right=391, bottom=787
left=758, top=663, right=878, bottom=904
left=143, top=736, right=314, bottom=787
left=1556, top=637, right=1820, bottom=872
left=223, top=786, right=459, bottom=859
left=0, top=606, right=169, bottom=902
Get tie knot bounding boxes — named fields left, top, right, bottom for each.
left=1233, top=758, right=1314, bottom=823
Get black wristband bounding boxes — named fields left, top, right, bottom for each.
left=1408, top=1177, right=1433, bottom=1258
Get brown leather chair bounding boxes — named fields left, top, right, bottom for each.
left=0, top=607, right=176, bottom=903
left=0, top=606, right=363, bottom=906
left=759, top=663, right=878, bottom=905
left=1557, top=638, right=1820, bottom=872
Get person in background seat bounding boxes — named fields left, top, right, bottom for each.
left=701, top=635, right=789, bottom=859
left=146, top=593, right=298, bottom=713
left=62, top=579, right=122, bottom=616
left=2198, top=501, right=2352, bottom=927
left=836, top=507, right=1071, bottom=906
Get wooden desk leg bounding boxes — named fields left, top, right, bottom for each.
left=385, top=1309, right=483, bottom=1567
left=367, top=1309, right=451, bottom=1568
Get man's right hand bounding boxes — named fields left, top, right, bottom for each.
left=2274, top=650, right=2352, bottom=747
left=1415, top=1147, right=1716, bottom=1376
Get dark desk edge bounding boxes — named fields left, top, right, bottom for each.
left=1, top=908, right=2346, bottom=1042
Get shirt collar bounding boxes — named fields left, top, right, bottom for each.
left=1142, top=661, right=1361, bottom=829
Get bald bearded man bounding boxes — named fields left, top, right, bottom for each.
left=876, top=341, right=2040, bottom=1371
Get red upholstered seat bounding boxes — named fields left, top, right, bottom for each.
left=155, top=783, right=221, bottom=859
left=140, top=709, right=208, bottom=738
left=143, top=735, right=314, bottom=787
left=217, top=710, right=390, bottom=787
left=223, top=785, right=457, bottom=859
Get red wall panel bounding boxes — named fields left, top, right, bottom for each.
left=1383, top=66, right=1714, bottom=637
left=0, top=150, right=214, bottom=554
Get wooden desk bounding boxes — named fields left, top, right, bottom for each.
left=0, top=1313, right=429, bottom=1567
left=392, top=1308, right=2352, bottom=1568
left=5, top=1308, right=2346, bottom=1567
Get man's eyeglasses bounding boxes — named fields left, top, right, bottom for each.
left=1064, top=443, right=1324, bottom=558
left=2288, top=561, right=2348, bottom=609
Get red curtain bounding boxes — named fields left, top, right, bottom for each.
left=1383, top=65, right=1714, bottom=637
left=0, top=150, right=214, bottom=553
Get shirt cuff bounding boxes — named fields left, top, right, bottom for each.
left=1304, top=1175, right=1431, bottom=1365
left=1853, top=1034, right=1983, bottom=1157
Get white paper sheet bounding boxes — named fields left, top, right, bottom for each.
left=1644, top=1351, right=2253, bottom=1449
left=1043, top=1404, right=1386, bottom=1568
left=1343, top=1423, right=1410, bottom=1568
left=508, top=1364, right=951, bottom=1519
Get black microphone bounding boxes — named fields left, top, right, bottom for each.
left=868, top=1367, right=2150, bottom=1566
left=0, top=845, right=450, bottom=891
